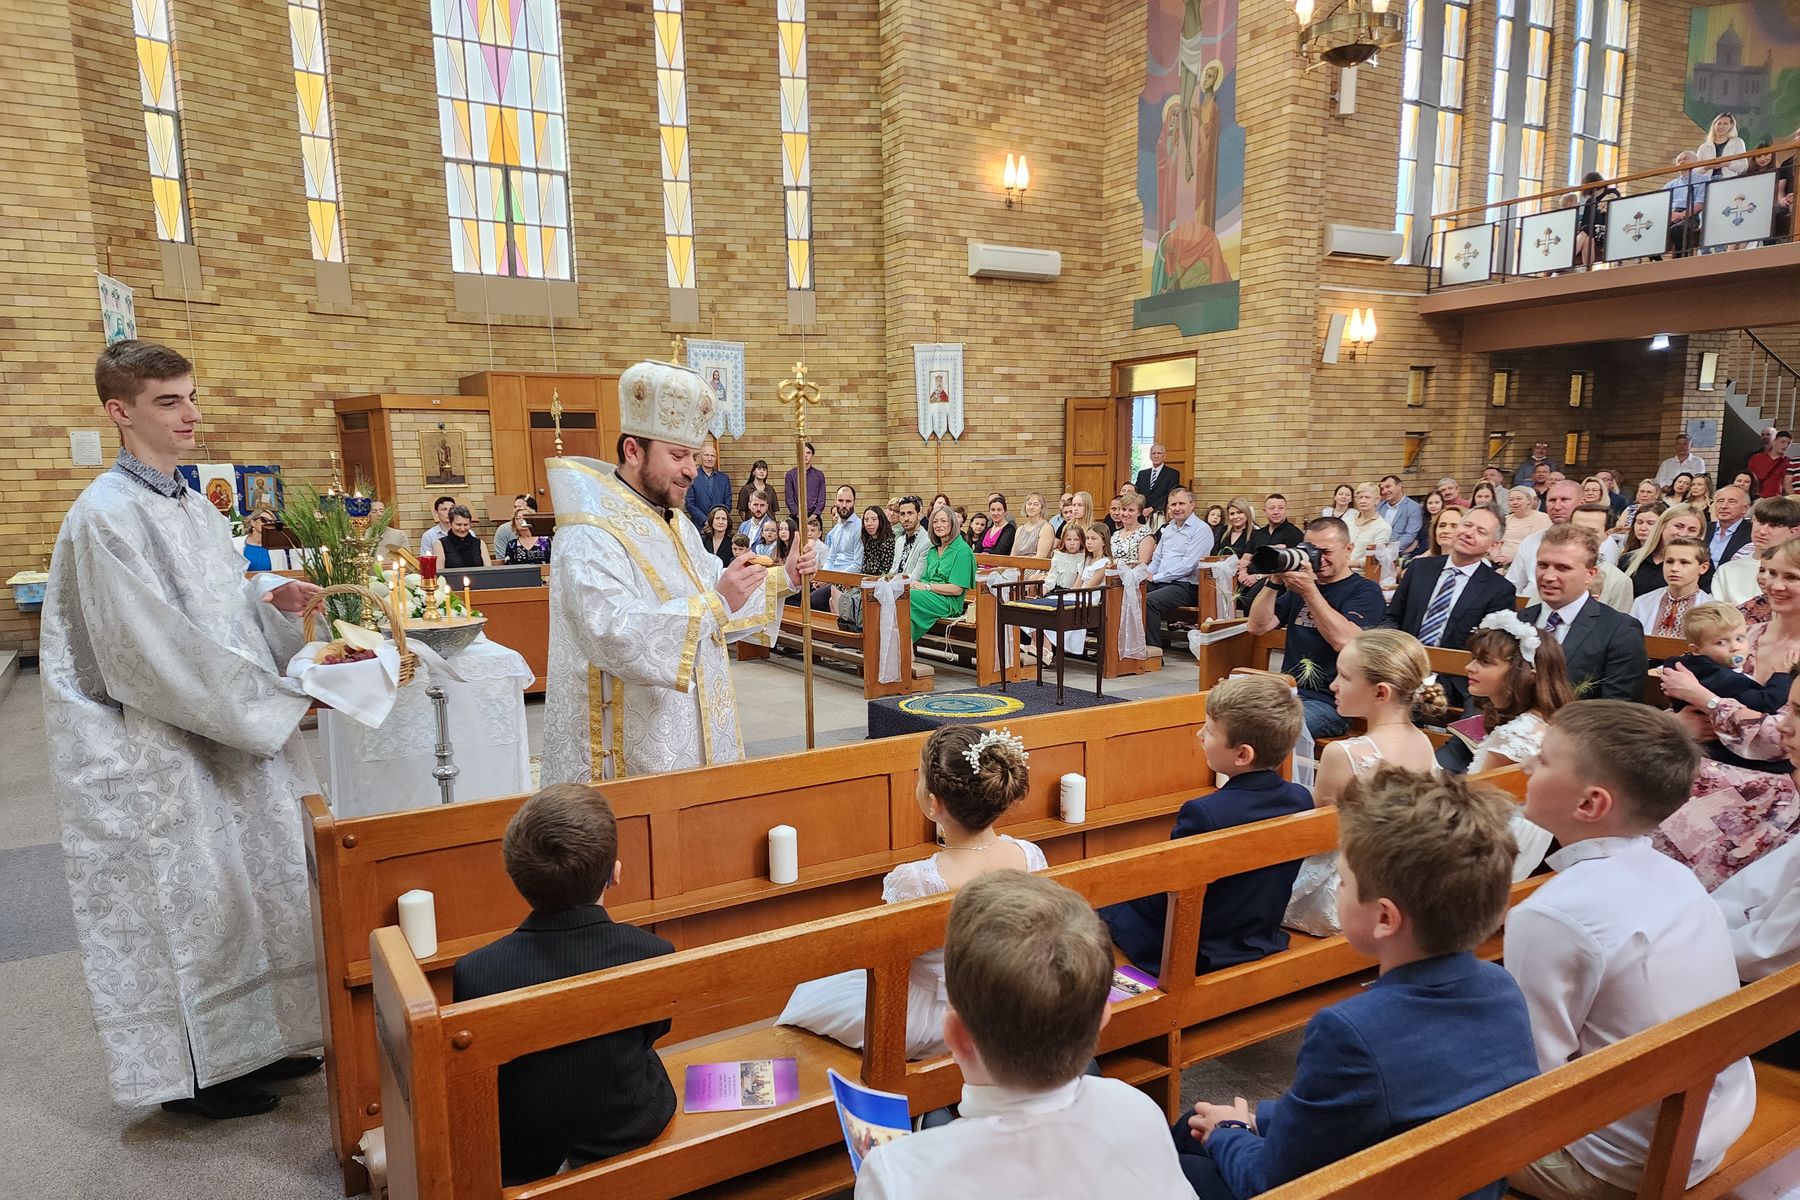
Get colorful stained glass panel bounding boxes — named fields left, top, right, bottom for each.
left=288, top=0, right=345, bottom=261
left=132, top=0, right=190, bottom=242
left=776, top=0, right=814, bottom=289
left=654, top=0, right=696, bottom=289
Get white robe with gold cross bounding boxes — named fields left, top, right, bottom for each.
left=541, top=457, right=789, bottom=783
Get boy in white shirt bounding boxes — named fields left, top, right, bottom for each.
left=856, top=871, right=1193, bottom=1200
left=1507, top=702, right=1756, bottom=1200
left=1628, top=537, right=1710, bottom=637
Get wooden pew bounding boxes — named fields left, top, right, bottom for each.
left=371, top=794, right=1546, bottom=1200
left=737, top=569, right=933, bottom=699
left=1259, top=964, right=1800, bottom=1200
left=311, top=693, right=1215, bottom=1192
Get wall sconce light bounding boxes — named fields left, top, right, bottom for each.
left=1342, top=307, right=1377, bottom=359
left=1003, top=153, right=1030, bottom=208
left=1487, top=431, right=1513, bottom=462
left=1403, top=430, right=1429, bottom=471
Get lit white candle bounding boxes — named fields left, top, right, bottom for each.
left=768, top=824, right=799, bottom=885
left=1060, top=773, right=1087, bottom=823
left=396, top=888, right=438, bottom=958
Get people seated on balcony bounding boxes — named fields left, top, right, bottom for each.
left=1513, top=441, right=1560, bottom=487
left=1695, top=112, right=1749, bottom=181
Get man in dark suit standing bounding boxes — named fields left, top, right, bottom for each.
left=1134, top=443, right=1178, bottom=517
left=1517, top=524, right=1647, bottom=702
left=1704, top=485, right=1753, bottom=591
left=1382, top=507, right=1514, bottom=651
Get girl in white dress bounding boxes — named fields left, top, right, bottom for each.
left=1040, top=524, right=1110, bottom=663
left=778, top=725, right=1044, bottom=1059
left=1285, top=630, right=1446, bottom=936
left=1462, top=611, right=1576, bottom=878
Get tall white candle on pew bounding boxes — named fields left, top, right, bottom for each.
left=1060, top=773, right=1087, bottom=823
left=769, top=824, right=800, bottom=885
left=397, top=889, right=438, bottom=958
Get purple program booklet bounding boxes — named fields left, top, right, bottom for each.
left=1108, top=965, right=1160, bottom=1003
left=683, top=1058, right=800, bottom=1113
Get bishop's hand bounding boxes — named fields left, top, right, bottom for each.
left=717, top=555, right=764, bottom=611
left=786, top=539, right=818, bottom=589
left=264, top=580, right=322, bottom=613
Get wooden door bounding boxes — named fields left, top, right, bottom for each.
left=1064, top=397, right=1114, bottom=505
left=528, top=412, right=600, bottom=511
left=1153, top=387, right=1195, bottom=493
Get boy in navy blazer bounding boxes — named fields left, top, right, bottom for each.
left=1172, top=767, right=1538, bottom=1200
left=453, top=784, right=677, bottom=1186
left=1102, top=674, right=1312, bottom=978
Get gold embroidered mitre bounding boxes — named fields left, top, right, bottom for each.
left=618, top=359, right=714, bottom=450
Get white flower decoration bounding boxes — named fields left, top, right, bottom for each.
left=963, top=727, right=1027, bottom=774
left=1477, top=610, right=1541, bottom=664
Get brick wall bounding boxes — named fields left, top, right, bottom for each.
left=0, top=0, right=1756, bottom=652
left=386, top=412, right=496, bottom=531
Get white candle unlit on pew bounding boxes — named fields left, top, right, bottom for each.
left=397, top=889, right=438, bottom=958
left=769, top=824, right=800, bottom=885
left=1060, top=773, right=1087, bottom=823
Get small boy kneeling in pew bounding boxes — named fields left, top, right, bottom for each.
left=453, top=783, right=677, bottom=1186
left=1174, top=768, right=1539, bottom=1200
left=1101, top=674, right=1313, bottom=979
left=857, top=871, right=1195, bottom=1198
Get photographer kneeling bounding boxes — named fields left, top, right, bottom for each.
left=1245, top=516, right=1387, bottom=739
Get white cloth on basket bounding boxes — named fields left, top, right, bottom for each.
left=288, top=642, right=402, bottom=727
left=778, top=837, right=1047, bottom=1059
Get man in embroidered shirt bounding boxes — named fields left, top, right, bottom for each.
left=1506, top=704, right=1755, bottom=1200
left=42, top=341, right=326, bottom=1120
left=1143, top=489, right=1216, bottom=649
left=813, top=485, right=863, bottom=610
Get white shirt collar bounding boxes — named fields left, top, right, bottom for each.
left=1547, top=834, right=1648, bottom=873
left=1544, top=591, right=1589, bottom=624
left=958, top=1077, right=1082, bottom=1120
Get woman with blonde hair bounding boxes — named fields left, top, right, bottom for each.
left=1216, top=496, right=1256, bottom=556
left=1624, top=503, right=1706, bottom=596
left=1496, top=486, right=1551, bottom=570
left=1111, top=492, right=1155, bottom=567
left=1686, top=473, right=1714, bottom=519
left=1695, top=111, right=1748, bottom=180
left=1011, top=492, right=1054, bottom=559
left=1344, top=482, right=1392, bottom=559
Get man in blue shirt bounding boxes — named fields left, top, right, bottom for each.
left=1376, top=474, right=1424, bottom=556
left=1246, top=517, right=1386, bottom=738
left=1144, top=488, right=1216, bottom=649
left=682, top=439, right=732, bottom=529
left=812, top=485, right=863, bottom=610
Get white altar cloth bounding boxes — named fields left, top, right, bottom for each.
left=318, top=635, right=533, bottom=817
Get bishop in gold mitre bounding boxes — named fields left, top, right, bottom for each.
left=541, top=360, right=813, bottom=782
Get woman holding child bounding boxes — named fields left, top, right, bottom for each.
left=779, top=725, right=1041, bottom=1058
left=1285, top=630, right=1447, bottom=936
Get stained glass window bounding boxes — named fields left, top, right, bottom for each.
left=653, top=0, right=696, bottom=289
left=1567, top=0, right=1629, bottom=184
left=289, top=0, right=345, bottom=262
left=1394, top=0, right=1470, bottom=265
left=1485, top=0, right=1555, bottom=218
left=775, top=0, right=813, bottom=291
left=430, top=0, right=573, bottom=279
left=132, top=0, right=191, bottom=242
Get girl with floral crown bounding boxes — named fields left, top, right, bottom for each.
left=779, top=725, right=1042, bottom=1059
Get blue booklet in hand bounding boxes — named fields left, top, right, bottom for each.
left=828, top=1067, right=912, bottom=1174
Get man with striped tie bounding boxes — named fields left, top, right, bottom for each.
left=1382, top=506, right=1515, bottom=653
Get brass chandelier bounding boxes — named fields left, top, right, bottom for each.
left=1294, top=0, right=1404, bottom=69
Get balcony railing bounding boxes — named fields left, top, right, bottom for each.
left=1424, top=140, right=1799, bottom=291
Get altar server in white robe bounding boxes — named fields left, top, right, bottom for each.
left=41, top=341, right=325, bottom=1120
left=541, top=359, right=814, bottom=783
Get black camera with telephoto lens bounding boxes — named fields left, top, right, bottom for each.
left=1248, top=541, right=1322, bottom=576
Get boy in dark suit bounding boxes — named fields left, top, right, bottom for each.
left=1102, top=674, right=1312, bottom=978
left=453, top=784, right=677, bottom=1186
left=1172, top=767, right=1538, bottom=1200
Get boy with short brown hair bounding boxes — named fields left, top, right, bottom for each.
left=453, top=784, right=676, bottom=1185
left=856, top=871, right=1193, bottom=1198
left=1507, top=703, right=1756, bottom=1200
left=1102, top=675, right=1312, bottom=978
left=1175, top=767, right=1538, bottom=1200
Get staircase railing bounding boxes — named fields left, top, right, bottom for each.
left=1743, top=329, right=1800, bottom=434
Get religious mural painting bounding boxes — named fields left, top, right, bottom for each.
left=1686, top=2, right=1800, bottom=148
left=1135, top=0, right=1243, bottom=336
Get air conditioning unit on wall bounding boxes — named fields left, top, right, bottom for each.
left=967, top=241, right=1062, bottom=281
left=1324, top=224, right=1405, bottom=263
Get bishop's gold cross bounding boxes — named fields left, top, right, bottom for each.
left=778, top=361, right=822, bottom=438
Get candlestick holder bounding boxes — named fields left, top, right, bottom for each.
left=343, top=493, right=377, bottom=626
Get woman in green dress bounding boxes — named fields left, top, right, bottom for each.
left=909, top=504, right=977, bottom=641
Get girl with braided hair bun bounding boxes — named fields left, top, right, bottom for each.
left=779, top=724, right=1042, bottom=1058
